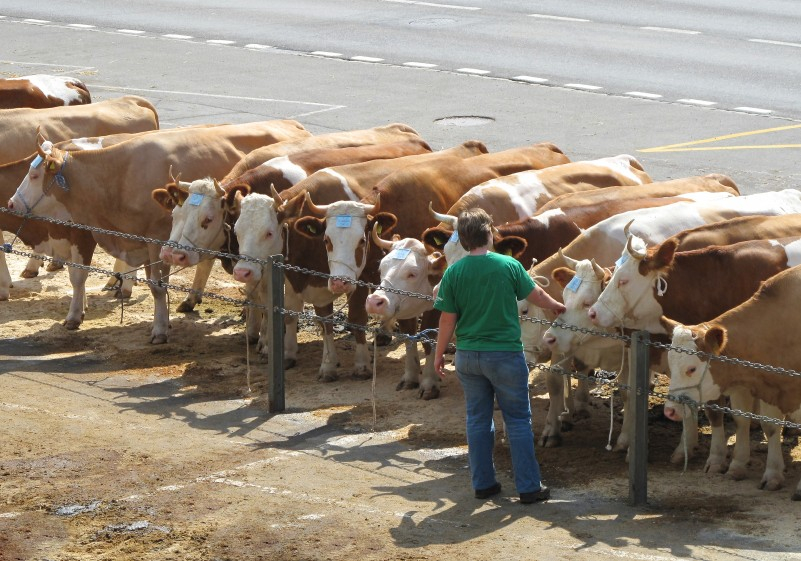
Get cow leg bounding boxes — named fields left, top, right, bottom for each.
left=347, top=285, right=371, bottom=380
left=540, top=370, right=566, bottom=447
left=703, top=403, right=728, bottom=474
left=315, top=302, right=339, bottom=382
left=147, top=258, right=171, bottom=344
left=62, top=248, right=91, bottom=330
left=758, top=401, right=785, bottom=491
left=0, top=248, right=11, bottom=300
left=102, top=259, right=136, bottom=299
left=255, top=281, right=271, bottom=358
left=418, top=309, right=441, bottom=400
left=20, top=239, right=49, bottom=278
left=282, top=286, right=301, bottom=369
left=243, top=280, right=262, bottom=345
left=726, top=388, right=753, bottom=481
left=176, top=258, right=214, bottom=312
left=396, top=318, right=421, bottom=391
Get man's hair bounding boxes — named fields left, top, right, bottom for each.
left=457, top=208, right=493, bottom=251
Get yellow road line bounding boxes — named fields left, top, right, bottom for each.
left=640, top=124, right=801, bottom=153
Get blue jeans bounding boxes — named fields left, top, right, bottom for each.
left=455, top=350, right=543, bottom=494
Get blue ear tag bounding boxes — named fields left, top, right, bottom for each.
left=336, top=215, right=352, bottom=228
left=448, top=231, right=459, bottom=243
left=566, top=276, right=582, bottom=292
left=389, top=248, right=411, bottom=260
left=31, top=155, right=43, bottom=169
left=187, top=193, right=204, bottom=206
left=615, top=253, right=630, bottom=267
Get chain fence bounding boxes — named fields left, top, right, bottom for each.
left=2, top=206, right=800, bottom=433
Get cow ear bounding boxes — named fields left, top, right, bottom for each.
left=428, top=253, right=449, bottom=285
left=294, top=216, right=326, bottom=238
left=284, top=193, right=306, bottom=217
left=703, top=325, right=727, bottom=355
left=552, top=267, right=575, bottom=288
left=166, top=182, right=190, bottom=207
left=421, top=227, right=450, bottom=251
left=659, top=316, right=679, bottom=337
left=371, top=212, right=397, bottom=237
left=224, top=184, right=250, bottom=215
left=152, top=189, right=176, bottom=211
left=648, top=238, right=678, bottom=272
left=494, top=236, right=527, bottom=258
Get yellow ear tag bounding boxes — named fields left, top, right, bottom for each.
left=48, top=161, right=57, bottom=171
left=376, top=224, right=383, bottom=235
left=434, top=235, right=444, bottom=245
left=309, top=224, right=317, bottom=234
left=504, top=249, right=513, bottom=256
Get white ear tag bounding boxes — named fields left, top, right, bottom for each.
left=615, top=253, right=629, bottom=267
left=31, top=155, right=43, bottom=169
left=336, top=215, right=352, bottom=228
left=389, top=248, right=411, bottom=260
left=187, top=193, right=203, bottom=206
left=449, top=231, right=459, bottom=243
left=566, top=276, right=582, bottom=292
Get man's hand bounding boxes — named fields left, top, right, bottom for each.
left=434, top=354, right=448, bottom=379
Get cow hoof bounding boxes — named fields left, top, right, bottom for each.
left=541, top=434, right=562, bottom=448
left=0, top=293, right=8, bottom=301
left=318, top=371, right=339, bottom=383
left=727, top=464, right=748, bottom=481
left=351, top=371, right=372, bottom=381
left=560, top=420, right=574, bottom=432
left=176, top=300, right=196, bottom=313
left=246, top=334, right=259, bottom=345
left=46, top=262, right=63, bottom=272
left=396, top=380, right=420, bottom=391
left=150, top=334, right=168, bottom=345
left=62, top=319, right=81, bottom=330
left=116, top=289, right=132, bottom=299
left=792, top=490, right=801, bottom=501
left=613, top=441, right=629, bottom=453
left=284, top=358, right=297, bottom=370
left=760, top=473, right=784, bottom=491
left=20, top=269, right=39, bottom=279
left=704, top=456, right=728, bottom=474
left=419, top=387, right=440, bottom=400
left=375, top=333, right=393, bottom=347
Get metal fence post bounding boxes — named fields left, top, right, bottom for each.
left=628, top=330, right=650, bottom=506
left=267, top=255, right=285, bottom=413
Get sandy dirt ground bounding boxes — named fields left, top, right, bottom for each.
left=1, top=238, right=800, bottom=561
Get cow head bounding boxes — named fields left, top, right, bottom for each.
left=663, top=321, right=725, bottom=422
left=294, top=193, right=395, bottom=294
left=231, top=188, right=286, bottom=284
left=542, top=255, right=612, bottom=356
left=589, top=230, right=677, bottom=329
left=365, top=225, right=447, bottom=324
left=9, top=139, right=71, bottom=218
left=155, top=177, right=228, bottom=267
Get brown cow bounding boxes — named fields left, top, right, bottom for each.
left=0, top=75, right=91, bottom=109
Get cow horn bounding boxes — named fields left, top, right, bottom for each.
left=626, top=234, right=647, bottom=260
left=304, top=192, right=330, bottom=217
left=623, top=219, right=635, bottom=239
left=557, top=248, right=579, bottom=270
left=590, top=258, right=605, bottom=280
left=371, top=222, right=394, bottom=251
left=270, top=184, right=285, bottom=211
left=213, top=178, right=225, bottom=197
left=429, top=202, right=458, bottom=227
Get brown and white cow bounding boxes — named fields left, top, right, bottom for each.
left=663, top=265, right=801, bottom=500
left=0, top=96, right=159, bottom=163
left=8, top=120, right=310, bottom=341
left=524, top=190, right=801, bottom=448
left=223, top=123, right=424, bottom=180
left=0, top=75, right=91, bottom=109
left=224, top=144, right=488, bottom=380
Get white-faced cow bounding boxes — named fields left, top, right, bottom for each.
left=8, top=120, right=310, bottom=341
left=0, top=74, right=91, bottom=109
left=663, top=265, right=801, bottom=500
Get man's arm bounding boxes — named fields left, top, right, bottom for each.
left=434, top=311, right=457, bottom=379
left=526, top=285, right=566, bottom=314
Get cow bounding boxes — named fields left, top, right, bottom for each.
left=223, top=123, right=424, bottom=180
left=423, top=174, right=737, bottom=268
left=0, top=74, right=91, bottom=109
left=154, top=139, right=461, bottom=315
left=522, top=189, right=801, bottom=448
left=0, top=96, right=159, bottom=163
left=365, top=229, right=448, bottom=399
left=7, top=120, right=310, bottom=341
left=663, top=265, right=801, bottom=500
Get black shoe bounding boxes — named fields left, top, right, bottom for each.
left=474, top=482, right=502, bottom=499
left=520, top=485, right=550, bottom=504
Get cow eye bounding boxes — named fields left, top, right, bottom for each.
left=265, top=231, right=273, bottom=239
left=201, top=217, right=212, bottom=228
left=618, top=278, right=628, bottom=287
left=686, top=366, right=696, bottom=376
left=407, top=272, right=417, bottom=279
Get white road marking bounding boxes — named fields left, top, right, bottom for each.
left=456, top=68, right=490, bottom=75
left=677, top=98, right=717, bottom=106
left=311, top=51, right=343, bottom=57
left=351, top=56, right=384, bottom=62
left=749, top=38, right=801, bottom=48
left=207, top=39, right=236, bottom=45
left=734, top=106, right=772, bottom=114
left=641, top=26, right=700, bottom=35
left=403, top=62, right=438, bottom=68
left=625, top=91, right=663, bottom=99
left=245, top=43, right=272, bottom=49
left=565, top=83, right=603, bottom=90
left=529, top=14, right=590, bottom=22
left=67, top=24, right=95, bottom=29
left=23, top=18, right=50, bottom=23
left=513, top=75, right=549, bottom=84
left=118, top=29, right=146, bottom=34
left=163, top=33, right=193, bottom=39
left=382, top=0, right=480, bottom=10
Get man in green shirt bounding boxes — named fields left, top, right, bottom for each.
left=434, top=208, right=565, bottom=503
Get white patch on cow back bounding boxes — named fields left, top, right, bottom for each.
left=320, top=168, right=359, bottom=201
left=20, top=74, right=83, bottom=105
left=261, top=155, right=308, bottom=186
left=70, top=137, right=103, bottom=150
left=780, top=238, right=801, bottom=268
left=532, top=208, right=566, bottom=228
left=586, top=154, right=645, bottom=185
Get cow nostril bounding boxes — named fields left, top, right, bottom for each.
left=588, top=309, right=596, bottom=319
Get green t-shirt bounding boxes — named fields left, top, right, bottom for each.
left=434, top=252, right=535, bottom=351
